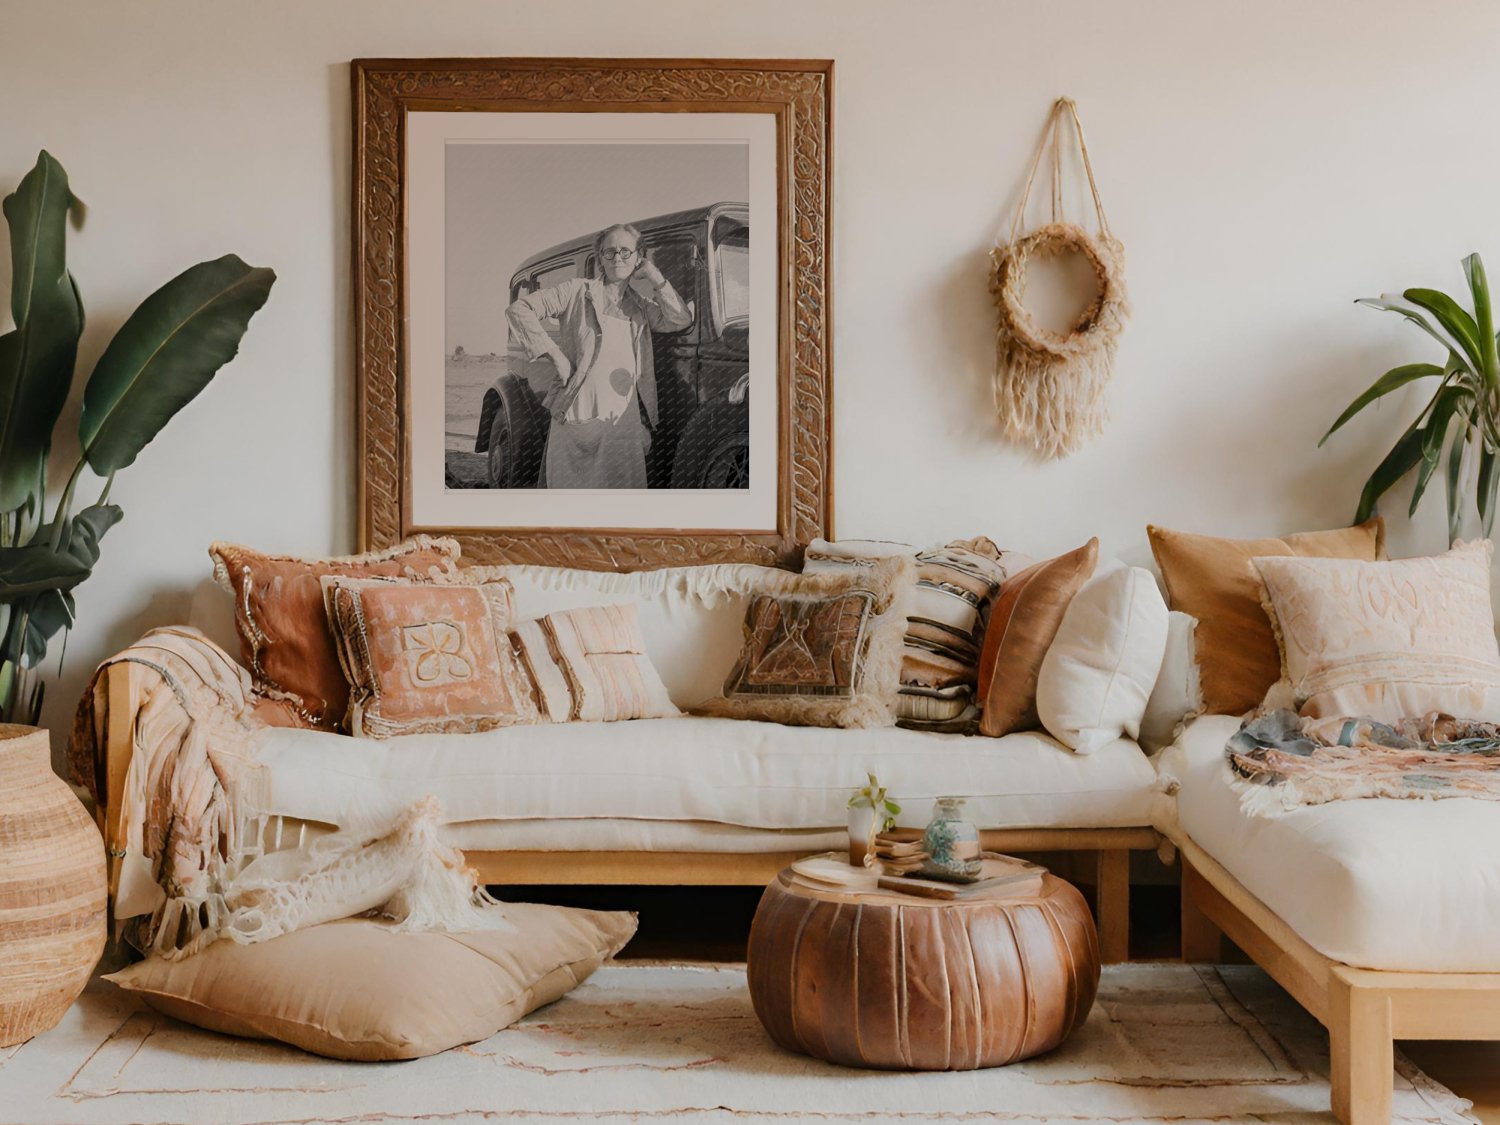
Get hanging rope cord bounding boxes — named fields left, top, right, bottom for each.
left=990, top=97, right=1129, bottom=460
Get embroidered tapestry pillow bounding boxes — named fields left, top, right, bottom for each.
left=510, top=603, right=679, bottom=723
left=700, top=555, right=915, bottom=729
left=976, top=538, right=1099, bottom=738
left=322, top=575, right=539, bottom=738
left=210, top=537, right=461, bottom=730
left=105, top=904, right=637, bottom=1061
left=1253, top=539, right=1500, bottom=723
left=803, top=537, right=1026, bottom=731
left=1147, top=518, right=1385, bottom=717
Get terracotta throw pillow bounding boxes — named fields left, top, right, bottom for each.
left=977, top=539, right=1099, bottom=738
left=210, top=537, right=461, bottom=729
left=104, top=904, right=637, bottom=1061
left=1147, top=518, right=1385, bottom=716
left=510, top=603, right=679, bottom=723
left=322, top=575, right=539, bottom=738
left=1254, top=540, right=1500, bottom=722
left=700, top=555, right=915, bottom=729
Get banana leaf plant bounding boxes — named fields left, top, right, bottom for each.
left=1322, top=253, right=1500, bottom=545
left=0, top=150, right=274, bottom=725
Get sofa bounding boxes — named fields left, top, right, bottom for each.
left=90, top=557, right=1167, bottom=965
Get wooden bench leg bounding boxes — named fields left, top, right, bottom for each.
left=1179, top=858, right=1224, bottom=963
left=1329, top=968, right=1393, bottom=1125
left=1094, top=848, right=1129, bottom=964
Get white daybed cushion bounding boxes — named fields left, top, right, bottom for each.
left=247, top=717, right=1157, bottom=834
left=1158, top=714, right=1500, bottom=972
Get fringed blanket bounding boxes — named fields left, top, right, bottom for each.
left=69, top=627, right=510, bottom=960
left=1226, top=708, right=1500, bottom=816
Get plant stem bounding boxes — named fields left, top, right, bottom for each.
left=97, top=470, right=115, bottom=506
left=48, top=457, right=86, bottom=552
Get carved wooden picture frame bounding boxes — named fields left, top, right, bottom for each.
left=352, top=58, right=832, bottom=569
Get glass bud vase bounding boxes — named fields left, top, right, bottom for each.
left=921, top=797, right=983, bottom=882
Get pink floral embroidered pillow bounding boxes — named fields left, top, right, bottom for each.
left=322, top=576, right=539, bottom=738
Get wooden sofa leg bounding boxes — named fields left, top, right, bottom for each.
left=1179, top=858, right=1224, bottom=963
left=1328, top=968, right=1393, bottom=1125
left=1094, top=849, right=1129, bottom=964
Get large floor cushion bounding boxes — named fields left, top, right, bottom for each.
left=248, top=717, right=1158, bottom=833
left=1158, top=715, right=1500, bottom=972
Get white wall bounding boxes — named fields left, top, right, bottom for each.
left=2, top=0, right=1496, bottom=746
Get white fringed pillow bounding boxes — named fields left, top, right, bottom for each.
left=1036, top=564, right=1169, bottom=753
left=1254, top=540, right=1500, bottom=722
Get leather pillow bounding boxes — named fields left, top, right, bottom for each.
left=104, top=903, right=637, bottom=1061
left=977, top=539, right=1099, bottom=738
left=210, top=537, right=461, bottom=730
left=1147, top=518, right=1385, bottom=716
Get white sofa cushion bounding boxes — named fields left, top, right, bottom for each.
left=1158, top=714, right=1500, bottom=972
left=1035, top=564, right=1169, bottom=754
left=249, top=716, right=1158, bottom=834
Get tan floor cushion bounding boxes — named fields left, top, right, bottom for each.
left=105, top=902, right=636, bottom=1060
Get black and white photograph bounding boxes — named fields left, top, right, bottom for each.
left=444, top=141, right=751, bottom=494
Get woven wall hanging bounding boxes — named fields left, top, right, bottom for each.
left=990, top=97, right=1129, bottom=460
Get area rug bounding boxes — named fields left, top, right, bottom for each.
left=0, top=962, right=1475, bottom=1124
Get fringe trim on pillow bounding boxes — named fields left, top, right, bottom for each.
left=464, top=561, right=805, bottom=610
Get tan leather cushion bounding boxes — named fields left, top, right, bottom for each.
left=1147, top=518, right=1385, bottom=716
left=210, top=537, right=461, bottom=730
left=977, top=539, right=1099, bottom=737
left=322, top=575, right=540, bottom=738
left=105, top=904, right=637, bottom=1061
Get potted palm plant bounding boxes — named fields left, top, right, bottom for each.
left=0, top=150, right=274, bottom=724
left=1323, top=253, right=1500, bottom=544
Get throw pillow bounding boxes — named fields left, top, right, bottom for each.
left=1035, top=564, right=1170, bottom=754
left=510, top=602, right=679, bottom=723
left=1146, top=518, right=1385, bottom=717
left=700, top=554, right=916, bottom=729
left=104, top=903, right=637, bottom=1061
left=1254, top=539, right=1500, bottom=722
left=803, top=537, right=1025, bottom=731
left=210, top=537, right=461, bottom=730
left=322, top=575, right=540, bottom=738
left=1137, top=611, right=1203, bottom=752
left=976, top=538, right=1099, bottom=738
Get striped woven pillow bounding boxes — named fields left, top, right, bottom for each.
left=803, top=538, right=1026, bottom=732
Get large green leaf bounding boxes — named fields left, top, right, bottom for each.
left=1355, top=421, right=1426, bottom=524
left=1462, top=253, right=1499, bottom=391
left=0, top=542, right=90, bottom=598
left=1404, top=287, right=1483, bottom=373
left=1481, top=447, right=1500, bottom=536
left=0, top=151, right=84, bottom=512
left=79, top=255, right=274, bottom=473
left=1320, top=362, right=1443, bottom=446
left=1446, top=410, right=1472, bottom=544
left=1410, top=387, right=1469, bottom=517
left=1357, top=295, right=1474, bottom=368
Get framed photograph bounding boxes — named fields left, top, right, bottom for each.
left=352, top=58, right=833, bottom=569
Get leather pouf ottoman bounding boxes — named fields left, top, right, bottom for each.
left=747, top=866, right=1099, bottom=1070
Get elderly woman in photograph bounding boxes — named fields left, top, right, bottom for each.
left=505, top=223, right=693, bottom=489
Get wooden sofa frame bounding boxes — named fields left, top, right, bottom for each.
left=99, top=661, right=1156, bottom=963
left=1178, top=835, right=1500, bottom=1125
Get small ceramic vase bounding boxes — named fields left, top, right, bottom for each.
left=847, top=804, right=878, bottom=866
left=921, top=796, right=983, bottom=882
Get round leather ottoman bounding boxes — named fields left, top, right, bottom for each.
left=747, top=865, right=1099, bottom=1070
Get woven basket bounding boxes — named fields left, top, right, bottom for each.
left=0, top=724, right=106, bottom=1046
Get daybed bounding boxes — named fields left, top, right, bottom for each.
left=88, top=559, right=1163, bottom=964
left=1161, top=715, right=1500, bottom=1125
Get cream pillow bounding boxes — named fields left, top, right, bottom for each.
left=1137, top=611, right=1202, bottom=752
left=1254, top=540, right=1500, bottom=722
left=510, top=603, right=679, bottom=723
left=1036, top=564, right=1169, bottom=754
left=105, top=904, right=637, bottom=1061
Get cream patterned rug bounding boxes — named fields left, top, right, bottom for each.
left=0, top=962, right=1475, bottom=1124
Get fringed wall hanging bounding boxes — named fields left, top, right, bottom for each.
left=990, top=97, right=1129, bottom=460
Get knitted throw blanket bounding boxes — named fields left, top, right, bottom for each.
left=69, top=627, right=510, bottom=959
left=1226, top=708, right=1500, bottom=816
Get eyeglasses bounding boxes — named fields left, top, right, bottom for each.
left=600, top=248, right=637, bottom=261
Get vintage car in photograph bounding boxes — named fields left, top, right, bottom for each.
left=474, top=201, right=750, bottom=490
